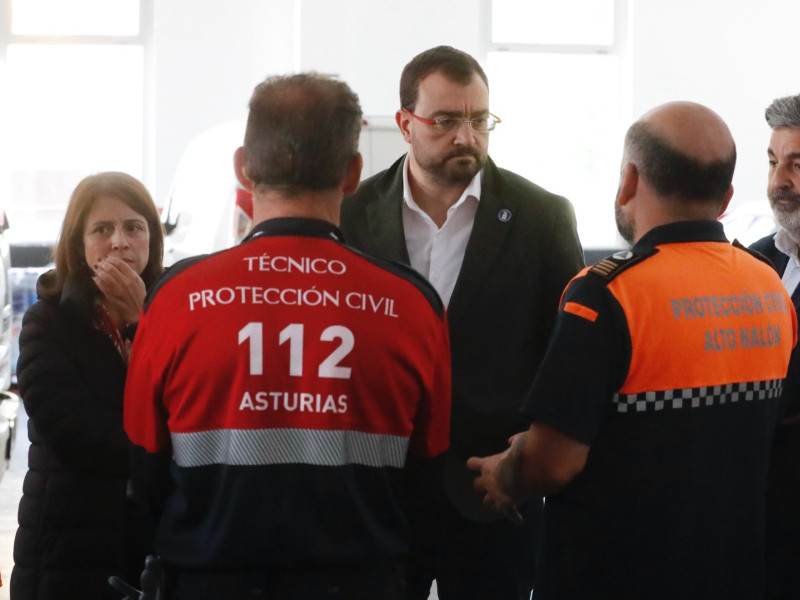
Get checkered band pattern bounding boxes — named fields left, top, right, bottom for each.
left=612, top=379, right=784, bottom=413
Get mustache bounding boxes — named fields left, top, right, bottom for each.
left=770, top=189, right=800, bottom=204
left=444, top=146, right=481, bottom=161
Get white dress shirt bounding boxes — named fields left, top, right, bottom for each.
left=775, top=229, right=800, bottom=297
left=401, top=159, right=481, bottom=306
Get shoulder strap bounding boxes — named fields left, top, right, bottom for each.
left=732, top=238, right=775, bottom=268
left=589, top=249, right=655, bottom=282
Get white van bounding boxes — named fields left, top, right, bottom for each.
left=161, top=116, right=406, bottom=266
left=0, top=211, right=21, bottom=481
left=161, top=120, right=251, bottom=266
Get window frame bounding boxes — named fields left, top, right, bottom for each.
left=479, top=0, right=631, bottom=249
left=0, top=0, right=155, bottom=196
left=480, top=0, right=628, bottom=57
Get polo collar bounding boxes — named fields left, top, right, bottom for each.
left=242, top=217, right=344, bottom=244
left=633, top=220, right=727, bottom=252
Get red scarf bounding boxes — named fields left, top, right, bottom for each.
left=94, top=305, right=130, bottom=364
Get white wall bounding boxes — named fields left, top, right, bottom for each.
left=152, top=0, right=800, bottom=240
left=153, top=0, right=297, bottom=206
left=152, top=0, right=480, bottom=207
left=630, top=0, right=800, bottom=212
left=297, top=0, right=481, bottom=115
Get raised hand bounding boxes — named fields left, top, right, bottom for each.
left=92, top=256, right=146, bottom=328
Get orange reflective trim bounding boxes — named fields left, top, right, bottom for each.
left=564, top=301, right=599, bottom=323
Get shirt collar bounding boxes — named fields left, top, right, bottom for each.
left=401, top=156, right=482, bottom=216
left=242, top=217, right=344, bottom=244
left=774, top=228, right=800, bottom=261
left=632, top=220, right=728, bottom=252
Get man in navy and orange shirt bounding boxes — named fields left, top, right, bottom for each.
left=469, top=101, right=797, bottom=599
left=124, top=73, right=450, bottom=600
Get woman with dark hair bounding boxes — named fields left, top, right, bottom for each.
left=10, top=172, right=164, bottom=600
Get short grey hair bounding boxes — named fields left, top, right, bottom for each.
left=765, top=94, right=800, bottom=130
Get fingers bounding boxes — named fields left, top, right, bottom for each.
left=476, top=475, right=524, bottom=525
left=467, top=453, right=524, bottom=525
left=502, top=504, right=524, bottom=525
left=468, top=457, right=488, bottom=497
left=107, top=575, right=141, bottom=597
left=480, top=482, right=524, bottom=525
left=93, top=257, right=141, bottom=295
left=466, top=456, right=483, bottom=473
left=91, top=257, right=146, bottom=326
left=507, top=430, right=529, bottom=446
left=93, top=256, right=136, bottom=282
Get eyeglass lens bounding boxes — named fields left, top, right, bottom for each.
left=438, top=117, right=497, bottom=132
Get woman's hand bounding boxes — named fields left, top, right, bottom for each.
left=92, top=256, right=146, bottom=327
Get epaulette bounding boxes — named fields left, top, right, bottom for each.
left=589, top=249, right=653, bottom=281
left=732, top=238, right=774, bottom=268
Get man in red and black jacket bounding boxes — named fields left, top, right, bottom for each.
left=124, top=73, right=451, bottom=600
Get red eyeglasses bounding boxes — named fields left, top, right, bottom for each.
left=402, top=108, right=502, bottom=133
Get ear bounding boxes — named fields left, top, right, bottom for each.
left=396, top=109, right=412, bottom=144
left=233, top=147, right=254, bottom=191
left=717, top=185, right=734, bottom=217
left=341, top=153, right=364, bottom=196
left=616, top=163, right=639, bottom=207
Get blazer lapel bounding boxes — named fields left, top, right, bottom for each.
left=365, top=158, right=410, bottom=265
left=791, top=285, right=800, bottom=312
left=447, top=160, right=517, bottom=325
left=763, top=238, right=800, bottom=309
left=772, top=247, right=790, bottom=277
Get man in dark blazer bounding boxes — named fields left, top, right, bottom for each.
left=340, top=46, right=584, bottom=600
left=750, top=93, right=800, bottom=600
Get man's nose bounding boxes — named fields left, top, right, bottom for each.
left=453, top=120, right=477, bottom=146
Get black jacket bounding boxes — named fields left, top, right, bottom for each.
left=750, top=233, right=800, bottom=597
left=11, top=272, right=149, bottom=600
left=750, top=234, right=800, bottom=415
left=341, top=156, right=585, bottom=521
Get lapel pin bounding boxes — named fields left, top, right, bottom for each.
left=497, top=209, right=512, bottom=223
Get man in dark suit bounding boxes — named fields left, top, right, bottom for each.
left=750, top=93, right=800, bottom=600
left=340, top=45, right=584, bottom=600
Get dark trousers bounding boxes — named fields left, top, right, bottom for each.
left=766, top=423, right=800, bottom=599
left=166, top=561, right=405, bottom=600
left=406, top=495, right=541, bottom=600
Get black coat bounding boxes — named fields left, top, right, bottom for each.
left=750, top=233, right=800, bottom=597
left=341, top=156, right=585, bottom=521
left=11, top=273, right=149, bottom=600
left=750, top=234, right=800, bottom=414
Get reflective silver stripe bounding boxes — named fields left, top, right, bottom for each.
left=170, top=428, right=410, bottom=468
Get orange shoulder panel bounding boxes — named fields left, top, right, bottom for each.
left=608, top=242, right=796, bottom=393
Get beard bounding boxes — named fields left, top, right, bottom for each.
left=770, top=188, right=800, bottom=241
left=411, top=140, right=487, bottom=187
left=615, top=201, right=635, bottom=246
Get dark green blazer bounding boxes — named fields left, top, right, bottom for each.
left=340, top=155, right=585, bottom=520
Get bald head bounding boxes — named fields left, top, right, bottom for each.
left=624, top=101, right=736, bottom=204
left=640, top=102, right=735, bottom=162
